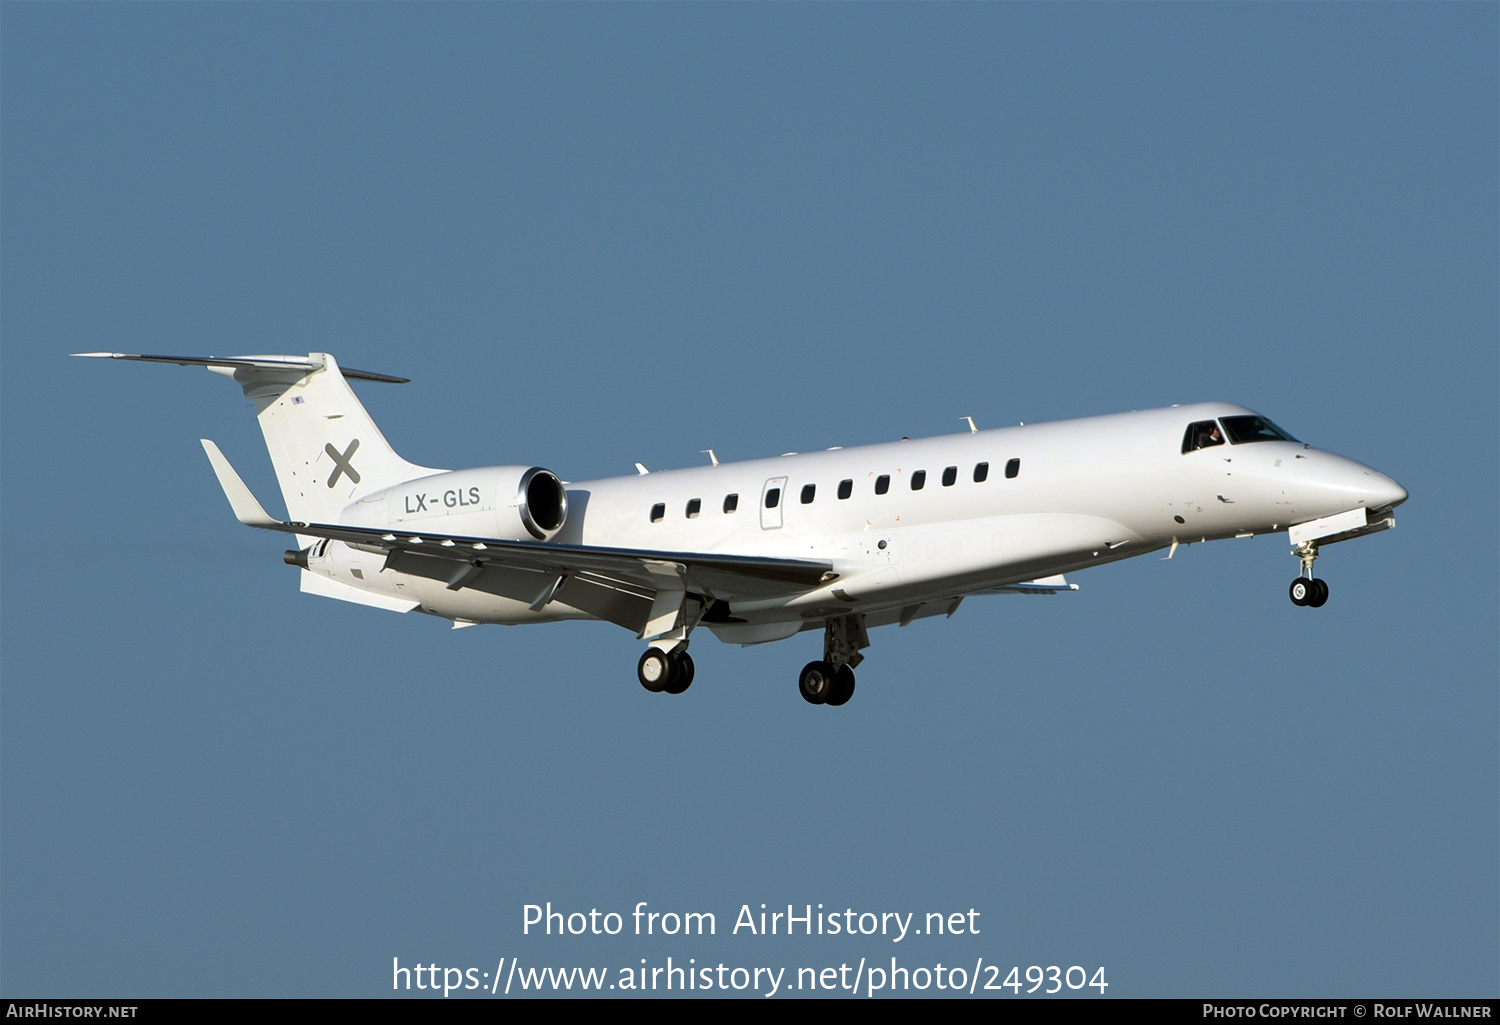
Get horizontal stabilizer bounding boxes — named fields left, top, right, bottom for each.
left=72, top=352, right=408, bottom=384
left=200, top=439, right=281, bottom=528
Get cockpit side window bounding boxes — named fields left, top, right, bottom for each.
left=1220, top=415, right=1298, bottom=445
left=1182, top=420, right=1225, bottom=453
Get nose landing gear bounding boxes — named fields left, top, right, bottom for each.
left=1289, top=577, right=1329, bottom=607
left=1288, top=540, right=1330, bottom=608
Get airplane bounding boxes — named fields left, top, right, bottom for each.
left=75, top=351, right=1408, bottom=707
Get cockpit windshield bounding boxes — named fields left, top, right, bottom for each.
left=1220, top=415, right=1297, bottom=445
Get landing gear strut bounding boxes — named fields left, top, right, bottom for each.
left=1288, top=540, right=1330, bottom=608
left=800, top=615, right=866, bottom=706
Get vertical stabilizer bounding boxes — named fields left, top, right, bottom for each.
left=76, top=351, right=442, bottom=522
left=219, top=353, right=442, bottom=522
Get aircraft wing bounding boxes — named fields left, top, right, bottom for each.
left=201, top=440, right=832, bottom=632
left=975, top=574, right=1079, bottom=595
left=287, top=520, right=830, bottom=596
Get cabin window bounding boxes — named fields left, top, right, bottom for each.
left=1182, top=420, right=1225, bottom=453
left=875, top=474, right=890, bottom=495
left=911, top=470, right=927, bottom=491
left=974, top=462, right=989, bottom=482
left=1006, top=458, right=1020, bottom=479
left=685, top=498, right=701, bottom=518
left=837, top=479, right=853, bottom=500
left=942, top=466, right=957, bottom=487
left=650, top=503, right=665, bottom=523
left=765, top=488, right=781, bottom=509
left=800, top=484, right=816, bottom=504
left=723, top=493, right=738, bottom=513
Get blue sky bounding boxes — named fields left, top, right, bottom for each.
left=3, top=4, right=1495, bottom=998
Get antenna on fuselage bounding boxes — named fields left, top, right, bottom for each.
left=701, top=449, right=719, bottom=466
left=962, top=416, right=978, bottom=433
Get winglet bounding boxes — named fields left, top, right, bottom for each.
left=200, top=439, right=282, bottom=528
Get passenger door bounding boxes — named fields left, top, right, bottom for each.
left=760, top=477, right=787, bottom=530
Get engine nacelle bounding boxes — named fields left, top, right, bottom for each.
left=343, top=466, right=568, bottom=541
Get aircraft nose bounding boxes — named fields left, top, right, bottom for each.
left=1332, top=457, right=1407, bottom=512
left=1304, top=453, right=1408, bottom=514
left=1368, top=472, right=1407, bottom=512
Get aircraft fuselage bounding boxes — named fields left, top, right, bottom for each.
left=315, top=402, right=1405, bottom=637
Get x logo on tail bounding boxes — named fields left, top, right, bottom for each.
left=326, top=439, right=361, bottom=488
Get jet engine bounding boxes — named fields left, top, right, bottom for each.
left=343, top=465, right=568, bottom=541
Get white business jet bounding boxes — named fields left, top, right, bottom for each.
left=76, top=352, right=1407, bottom=707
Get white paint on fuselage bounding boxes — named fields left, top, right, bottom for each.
left=326, top=402, right=1402, bottom=632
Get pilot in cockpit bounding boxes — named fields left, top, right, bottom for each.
left=1183, top=420, right=1225, bottom=453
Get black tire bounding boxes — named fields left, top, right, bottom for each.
left=664, top=651, right=695, bottom=694
left=1289, top=578, right=1312, bottom=606
left=799, top=661, right=834, bottom=704
left=637, top=649, right=673, bottom=693
left=1307, top=578, right=1329, bottom=608
left=825, top=665, right=856, bottom=707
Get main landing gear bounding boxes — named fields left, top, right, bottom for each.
left=635, top=614, right=872, bottom=707
left=800, top=614, right=869, bottom=707
left=1288, top=540, right=1330, bottom=608
left=637, top=646, right=695, bottom=695
left=799, top=661, right=856, bottom=706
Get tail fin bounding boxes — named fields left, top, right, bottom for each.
left=75, top=351, right=443, bottom=521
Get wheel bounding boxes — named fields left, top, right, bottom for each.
left=1289, top=578, right=1313, bottom=606
left=799, top=661, right=834, bottom=704
left=664, top=651, right=695, bottom=694
left=637, top=649, right=673, bottom=693
left=1307, top=578, right=1329, bottom=608
left=825, top=664, right=856, bottom=707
